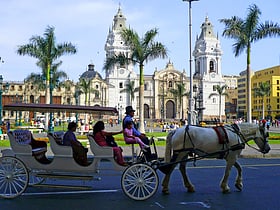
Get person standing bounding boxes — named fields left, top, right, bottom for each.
left=6, top=120, right=10, bottom=133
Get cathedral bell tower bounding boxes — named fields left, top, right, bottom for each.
left=193, top=16, right=225, bottom=122
left=104, top=6, right=137, bottom=112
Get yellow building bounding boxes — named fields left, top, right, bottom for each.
left=252, top=65, right=280, bottom=120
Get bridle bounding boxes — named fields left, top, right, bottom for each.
left=231, top=124, right=269, bottom=154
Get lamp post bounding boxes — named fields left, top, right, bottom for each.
left=0, top=75, right=9, bottom=125
left=14, top=94, right=23, bottom=126
left=116, top=103, right=123, bottom=124
left=183, top=0, right=199, bottom=125
left=74, top=88, right=80, bottom=123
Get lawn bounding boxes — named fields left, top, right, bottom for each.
left=1, top=131, right=280, bottom=147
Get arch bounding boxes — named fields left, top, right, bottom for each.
left=30, top=95, right=35, bottom=103
left=144, top=104, right=150, bottom=118
left=166, top=100, right=176, bottom=119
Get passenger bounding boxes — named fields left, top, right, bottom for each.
left=93, top=121, right=127, bottom=166
left=124, top=121, right=150, bottom=151
left=63, top=122, right=88, bottom=166
left=123, top=106, right=152, bottom=159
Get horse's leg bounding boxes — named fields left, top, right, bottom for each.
left=234, top=161, right=243, bottom=191
left=179, top=161, right=195, bottom=192
left=161, top=163, right=177, bottom=195
left=220, top=155, right=236, bottom=193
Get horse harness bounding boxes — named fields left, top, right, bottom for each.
left=178, top=124, right=246, bottom=161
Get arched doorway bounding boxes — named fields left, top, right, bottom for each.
left=144, top=104, right=150, bottom=118
left=166, top=100, right=175, bottom=119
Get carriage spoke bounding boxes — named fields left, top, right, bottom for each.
left=121, top=163, right=159, bottom=201
left=0, top=157, right=29, bottom=199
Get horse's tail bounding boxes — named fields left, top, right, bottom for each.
left=165, top=130, right=176, bottom=162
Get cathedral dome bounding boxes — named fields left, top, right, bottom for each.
left=80, top=64, right=102, bottom=80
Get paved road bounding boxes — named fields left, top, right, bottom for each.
left=1, top=158, right=280, bottom=210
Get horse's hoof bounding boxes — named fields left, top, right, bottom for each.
left=235, top=183, right=243, bottom=191
left=222, top=189, right=231, bottom=194
left=162, top=190, right=169, bottom=195
left=187, top=187, right=195, bottom=193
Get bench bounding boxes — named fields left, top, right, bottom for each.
left=8, top=130, right=47, bottom=157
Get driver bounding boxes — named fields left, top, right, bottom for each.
left=123, top=106, right=152, bottom=159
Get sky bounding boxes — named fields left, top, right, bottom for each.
left=1, top=0, right=280, bottom=82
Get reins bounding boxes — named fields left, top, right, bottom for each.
left=230, top=124, right=265, bottom=153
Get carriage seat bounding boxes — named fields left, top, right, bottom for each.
left=87, top=134, right=113, bottom=158
left=48, top=132, right=72, bottom=157
left=8, top=130, right=47, bottom=156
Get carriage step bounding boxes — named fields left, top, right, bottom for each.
left=36, top=173, right=94, bottom=180
left=33, top=183, right=92, bottom=190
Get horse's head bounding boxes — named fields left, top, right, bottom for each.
left=254, top=125, right=270, bottom=154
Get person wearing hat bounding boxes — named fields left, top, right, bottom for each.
left=123, top=106, right=151, bottom=157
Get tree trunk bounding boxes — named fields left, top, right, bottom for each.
left=44, top=80, right=50, bottom=131
left=138, top=64, right=145, bottom=133
left=246, top=47, right=252, bottom=123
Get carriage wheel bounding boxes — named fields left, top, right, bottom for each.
left=28, top=173, right=45, bottom=186
left=121, top=163, right=158, bottom=201
left=0, top=157, right=29, bottom=199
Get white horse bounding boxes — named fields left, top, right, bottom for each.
left=161, top=123, right=270, bottom=194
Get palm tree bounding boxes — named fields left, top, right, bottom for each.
left=253, top=82, right=271, bottom=120
left=104, top=28, right=167, bottom=132
left=78, top=78, right=99, bottom=106
left=208, top=85, right=228, bottom=122
left=220, top=4, right=280, bottom=123
left=120, top=80, right=139, bottom=104
left=17, top=25, right=77, bottom=129
left=169, top=83, right=188, bottom=119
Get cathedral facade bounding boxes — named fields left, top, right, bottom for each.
left=2, top=7, right=228, bottom=124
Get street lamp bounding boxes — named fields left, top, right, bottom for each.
left=0, top=75, right=9, bottom=125
left=116, top=103, right=123, bottom=124
left=14, top=94, right=23, bottom=126
left=183, top=0, right=199, bottom=125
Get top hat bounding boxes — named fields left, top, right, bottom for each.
left=125, top=106, right=135, bottom=114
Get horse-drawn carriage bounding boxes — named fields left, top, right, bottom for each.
left=0, top=104, right=271, bottom=201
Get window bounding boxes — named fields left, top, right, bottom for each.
left=168, top=81, right=172, bottom=88
left=144, top=83, right=148, bottom=91
left=209, top=61, right=215, bottom=72
left=119, top=82, right=123, bottom=88
left=213, top=85, right=217, bottom=91
left=95, top=91, right=99, bottom=99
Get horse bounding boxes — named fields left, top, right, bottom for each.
left=161, top=123, right=270, bottom=195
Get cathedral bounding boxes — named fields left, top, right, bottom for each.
left=1, top=6, right=228, bottom=124
left=77, top=7, right=226, bottom=122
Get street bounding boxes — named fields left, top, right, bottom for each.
left=1, top=158, right=280, bottom=210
